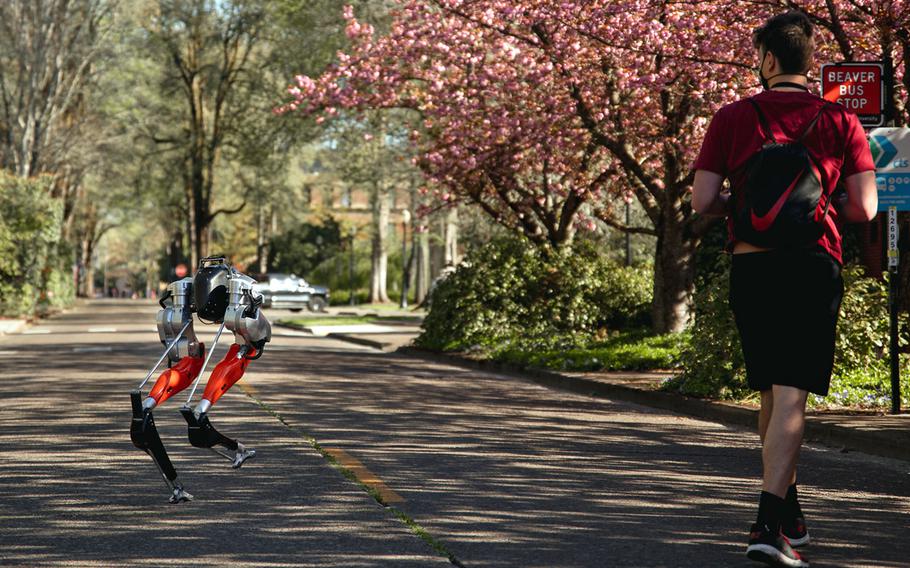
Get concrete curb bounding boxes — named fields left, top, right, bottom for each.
left=396, top=346, right=910, bottom=463
left=0, top=319, right=27, bottom=335
left=275, top=322, right=391, bottom=350
left=326, top=333, right=387, bottom=350
left=275, top=321, right=314, bottom=334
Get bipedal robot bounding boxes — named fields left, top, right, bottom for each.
left=130, top=257, right=271, bottom=503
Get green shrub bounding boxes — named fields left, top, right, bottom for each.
left=268, top=215, right=343, bottom=277
left=672, top=255, right=909, bottom=409
left=822, top=268, right=909, bottom=408
left=669, top=252, right=748, bottom=399
left=327, top=289, right=371, bottom=306
left=0, top=173, right=72, bottom=318
left=415, top=236, right=653, bottom=353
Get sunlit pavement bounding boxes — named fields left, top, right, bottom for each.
left=1, top=299, right=908, bottom=567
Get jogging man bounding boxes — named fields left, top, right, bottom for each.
left=691, top=11, right=877, bottom=568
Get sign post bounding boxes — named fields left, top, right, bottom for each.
left=888, top=206, right=900, bottom=414
left=870, top=127, right=910, bottom=413
left=821, top=62, right=885, bottom=127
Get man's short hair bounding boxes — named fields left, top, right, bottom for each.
left=753, top=12, right=814, bottom=75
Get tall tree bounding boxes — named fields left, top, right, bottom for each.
left=0, top=0, right=113, bottom=178
left=282, top=0, right=907, bottom=332
left=0, top=0, right=122, bottom=306
left=281, top=1, right=756, bottom=331
left=140, top=0, right=274, bottom=267
left=323, top=111, right=419, bottom=303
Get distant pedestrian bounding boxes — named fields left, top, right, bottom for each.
left=691, top=11, right=877, bottom=568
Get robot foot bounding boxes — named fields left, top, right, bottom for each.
left=180, top=406, right=239, bottom=450
left=231, top=443, right=256, bottom=469
left=168, top=484, right=194, bottom=504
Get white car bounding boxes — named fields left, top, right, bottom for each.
left=252, top=273, right=329, bottom=312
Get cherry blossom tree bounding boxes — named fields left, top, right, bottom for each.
left=281, top=0, right=899, bottom=332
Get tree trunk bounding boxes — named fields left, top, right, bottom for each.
left=79, top=236, right=92, bottom=298
left=444, top=205, right=459, bottom=266
left=369, top=184, right=391, bottom=303
left=651, top=217, right=697, bottom=334
left=415, top=229, right=431, bottom=303
left=256, top=204, right=267, bottom=274
left=186, top=182, right=199, bottom=270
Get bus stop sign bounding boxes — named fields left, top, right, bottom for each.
left=821, top=62, right=884, bottom=127
left=870, top=127, right=910, bottom=211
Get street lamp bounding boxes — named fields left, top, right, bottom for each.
left=400, top=209, right=411, bottom=308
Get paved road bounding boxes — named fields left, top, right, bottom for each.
left=1, top=300, right=908, bottom=567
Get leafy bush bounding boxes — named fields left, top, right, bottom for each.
left=0, top=173, right=72, bottom=318
left=415, top=236, right=653, bottom=353
left=268, top=214, right=342, bottom=276
left=326, top=288, right=371, bottom=306
left=671, top=253, right=909, bottom=409
left=669, top=252, right=748, bottom=399
left=823, top=268, right=909, bottom=408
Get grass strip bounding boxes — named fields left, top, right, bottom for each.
left=238, top=385, right=465, bottom=567
left=495, top=330, right=687, bottom=372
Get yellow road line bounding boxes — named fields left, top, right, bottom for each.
left=324, top=447, right=405, bottom=504
left=238, top=382, right=259, bottom=398
left=237, top=383, right=403, bottom=504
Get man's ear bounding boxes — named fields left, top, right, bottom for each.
left=765, top=50, right=778, bottom=73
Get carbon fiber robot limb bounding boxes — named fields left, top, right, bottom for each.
left=181, top=259, right=271, bottom=469
left=129, top=258, right=270, bottom=502
left=130, top=278, right=201, bottom=503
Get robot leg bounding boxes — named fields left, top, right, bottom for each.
left=181, top=343, right=257, bottom=468
left=130, top=391, right=193, bottom=503
left=146, top=347, right=206, bottom=408
left=130, top=278, right=200, bottom=503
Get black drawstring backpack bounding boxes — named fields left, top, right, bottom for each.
left=731, top=99, right=837, bottom=248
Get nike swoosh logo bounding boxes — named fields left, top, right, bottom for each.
left=751, top=170, right=804, bottom=231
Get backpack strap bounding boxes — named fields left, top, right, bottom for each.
left=748, top=98, right=777, bottom=144
left=749, top=98, right=836, bottom=144
left=797, top=103, right=835, bottom=143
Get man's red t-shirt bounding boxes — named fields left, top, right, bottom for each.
left=693, top=90, right=875, bottom=264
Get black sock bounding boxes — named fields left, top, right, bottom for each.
left=785, top=483, right=803, bottom=519
left=756, top=491, right=785, bottom=534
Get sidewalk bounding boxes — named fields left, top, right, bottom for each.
left=289, top=317, right=910, bottom=463
left=0, top=318, right=27, bottom=335
left=397, top=347, right=910, bottom=464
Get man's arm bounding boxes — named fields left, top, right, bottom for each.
left=838, top=171, right=878, bottom=223
left=691, top=170, right=730, bottom=217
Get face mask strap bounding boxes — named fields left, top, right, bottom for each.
left=757, top=51, right=809, bottom=90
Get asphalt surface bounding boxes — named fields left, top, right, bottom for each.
left=1, top=300, right=909, bottom=567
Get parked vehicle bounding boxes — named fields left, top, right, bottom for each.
left=252, top=273, right=329, bottom=312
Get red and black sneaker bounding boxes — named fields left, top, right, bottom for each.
left=782, top=516, right=810, bottom=548
left=747, top=523, right=809, bottom=567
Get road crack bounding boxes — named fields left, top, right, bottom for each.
left=238, top=384, right=466, bottom=567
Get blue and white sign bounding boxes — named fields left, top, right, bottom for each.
left=870, top=127, right=910, bottom=211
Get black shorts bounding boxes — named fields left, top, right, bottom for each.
left=728, top=246, right=844, bottom=396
